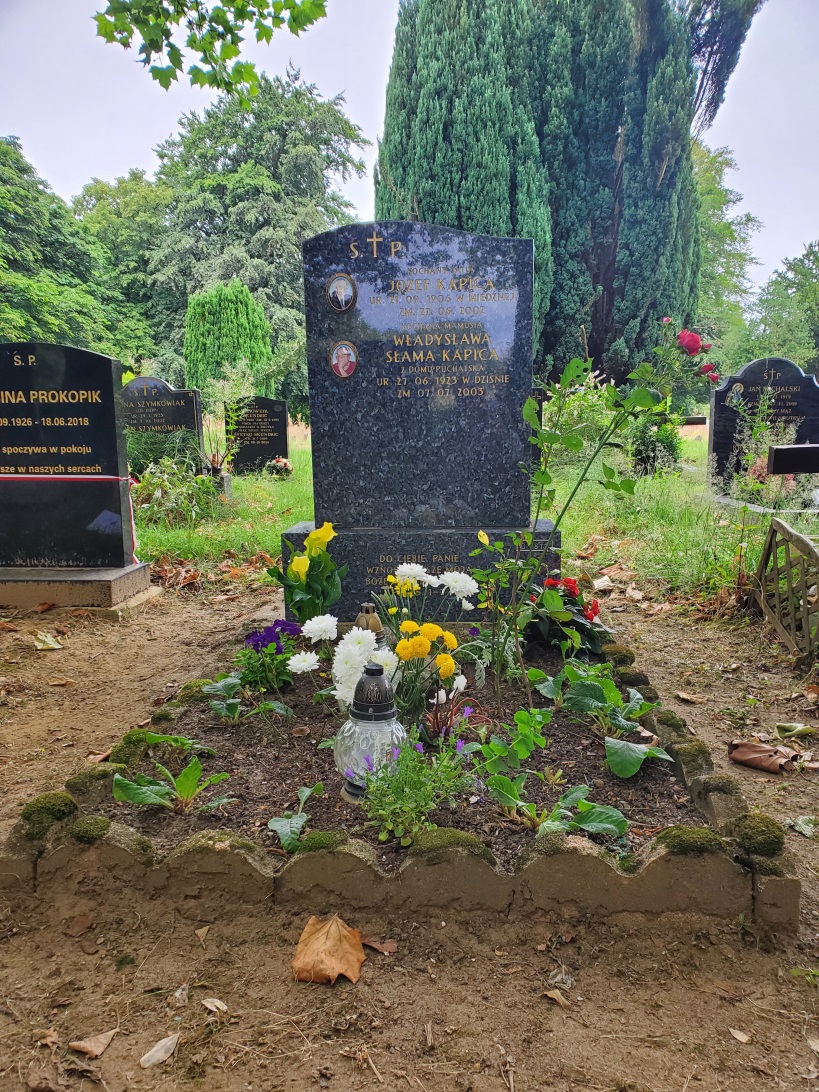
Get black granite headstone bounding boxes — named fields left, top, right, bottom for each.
left=710, top=358, right=819, bottom=479
left=121, top=376, right=204, bottom=448
left=0, top=342, right=135, bottom=567
left=232, top=397, right=289, bottom=473
left=282, top=222, right=559, bottom=619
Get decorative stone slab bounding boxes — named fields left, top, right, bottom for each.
left=0, top=562, right=150, bottom=609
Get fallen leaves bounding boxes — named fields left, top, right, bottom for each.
left=292, top=914, right=366, bottom=985
left=543, top=988, right=571, bottom=1009
left=68, top=1028, right=117, bottom=1058
left=65, top=912, right=94, bottom=937
left=140, top=1032, right=180, bottom=1068
left=624, top=582, right=644, bottom=602
left=34, top=602, right=56, bottom=613
left=195, top=925, right=210, bottom=947
left=47, top=677, right=76, bottom=687
left=361, top=935, right=399, bottom=955
left=728, top=739, right=795, bottom=773
left=33, top=631, right=63, bottom=651
left=0, top=620, right=20, bottom=632
left=201, top=997, right=228, bottom=1015
left=729, top=1028, right=752, bottom=1044
left=676, top=691, right=706, bottom=704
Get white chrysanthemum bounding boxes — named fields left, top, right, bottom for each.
left=371, top=647, right=400, bottom=678
left=337, top=626, right=377, bottom=657
left=288, top=651, right=320, bottom=674
left=461, top=601, right=475, bottom=612
left=438, top=571, right=479, bottom=601
left=333, top=678, right=357, bottom=707
left=301, top=614, right=338, bottom=644
left=332, top=644, right=367, bottom=684
left=452, top=674, right=467, bottom=694
left=395, top=562, right=432, bottom=585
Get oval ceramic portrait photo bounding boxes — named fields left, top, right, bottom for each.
left=329, top=341, right=358, bottom=379
left=326, top=273, right=357, bottom=313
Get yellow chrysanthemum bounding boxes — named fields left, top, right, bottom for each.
left=410, top=634, right=431, bottom=658
left=436, top=653, right=456, bottom=679
left=287, top=555, right=309, bottom=582
left=399, top=620, right=420, bottom=634
left=397, top=579, right=420, bottom=597
left=419, top=622, right=443, bottom=641
left=387, top=606, right=398, bottom=615
left=396, top=639, right=414, bottom=661
left=442, top=630, right=458, bottom=650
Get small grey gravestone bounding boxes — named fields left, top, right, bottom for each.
left=281, top=221, right=559, bottom=618
left=231, top=397, right=289, bottom=473
left=710, top=358, right=819, bottom=480
left=121, top=376, right=204, bottom=455
left=0, top=342, right=150, bottom=607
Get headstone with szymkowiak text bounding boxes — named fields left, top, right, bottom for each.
left=0, top=342, right=136, bottom=567
left=121, top=376, right=204, bottom=448
left=281, top=221, right=559, bottom=618
left=710, top=358, right=819, bottom=479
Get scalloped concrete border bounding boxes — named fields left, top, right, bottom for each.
left=0, top=644, right=800, bottom=930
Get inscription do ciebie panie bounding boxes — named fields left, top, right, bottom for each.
left=303, top=221, right=533, bottom=533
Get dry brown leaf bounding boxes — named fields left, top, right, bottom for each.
left=139, top=1032, right=180, bottom=1068
left=806, top=685, right=819, bottom=705
left=634, top=726, right=660, bottom=747
left=625, top=582, right=644, bottom=602
left=86, top=750, right=112, bottom=763
left=592, top=575, right=614, bottom=592
left=729, top=1028, right=751, bottom=1044
left=676, top=691, right=706, bottom=704
left=33, top=631, right=63, bottom=651
left=26, top=1068, right=61, bottom=1092
left=68, top=1028, right=117, bottom=1058
left=543, top=988, right=571, bottom=1009
left=47, top=677, right=76, bottom=687
left=291, top=726, right=311, bottom=738
left=37, top=1028, right=60, bottom=1050
left=728, top=739, right=795, bottom=774
left=0, top=621, right=20, bottom=632
left=34, top=602, right=56, bottom=613
left=804, top=1066, right=819, bottom=1080
left=65, top=913, right=93, bottom=937
left=292, top=914, right=366, bottom=985
left=807, top=1037, right=819, bottom=1055
left=195, top=926, right=210, bottom=947
left=361, top=935, right=399, bottom=955
left=201, top=998, right=227, bottom=1014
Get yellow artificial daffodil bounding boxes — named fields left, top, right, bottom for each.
left=287, top=554, right=310, bottom=583
left=436, top=653, right=456, bottom=679
left=399, top=620, right=420, bottom=634
left=305, top=521, right=337, bottom=556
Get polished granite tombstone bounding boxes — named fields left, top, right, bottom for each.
left=282, top=222, right=558, bottom=618
left=0, top=343, right=149, bottom=606
left=232, top=397, right=289, bottom=473
left=710, top=358, right=819, bottom=479
left=121, top=376, right=204, bottom=449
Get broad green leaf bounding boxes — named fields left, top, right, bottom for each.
left=297, top=782, right=323, bottom=810
left=267, top=811, right=309, bottom=852
left=556, top=785, right=590, bottom=809
left=605, top=737, right=672, bottom=779
left=173, top=756, right=204, bottom=801
left=569, top=802, right=629, bottom=836
left=199, top=795, right=237, bottom=811
left=522, top=396, right=541, bottom=430
left=112, top=773, right=174, bottom=808
left=487, top=774, right=527, bottom=810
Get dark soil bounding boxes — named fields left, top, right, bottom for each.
left=98, top=642, right=703, bottom=871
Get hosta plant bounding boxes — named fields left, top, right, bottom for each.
left=267, top=782, right=324, bottom=852
left=604, top=737, right=672, bottom=779
left=112, top=757, right=234, bottom=813
left=487, top=779, right=628, bottom=838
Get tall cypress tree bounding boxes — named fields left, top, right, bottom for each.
left=375, top=0, right=750, bottom=378
left=184, top=279, right=272, bottom=394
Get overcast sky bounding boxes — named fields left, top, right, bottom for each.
left=1, top=0, right=817, bottom=286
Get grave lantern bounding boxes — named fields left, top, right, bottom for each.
left=354, top=602, right=387, bottom=649
left=334, top=662, right=405, bottom=803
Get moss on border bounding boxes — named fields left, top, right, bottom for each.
left=108, top=729, right=150, bottom=767
left=655, top=710, right=688, bottom=735
left=64, top=763, right=126, bottom=798
left=616, top=853, right=641, bottom=874
left=700, top=774, right=742, bottom=796
left=176, top=679, right=212, bottom=704
left=296, top=831, right=349, bottom=854
left=150, top=704, right=183, bottom=725
left=68, top=816, right=111, bottom=845
left=656, top=826, right=725, bottom=855
left=638, top=685, right=660, bottom=703
left=408, top=828, right=494, bottom=865
left=601, top=643, right=635, bottom=667
left=20, top=792, right=78, bottom=841
left=747, top=854, right=785, bottom=877
left=732, top=814, right=785, bottom=858
left=671, top=739, right=713, bottom=777
left=616, top=668, right=650, bottom=688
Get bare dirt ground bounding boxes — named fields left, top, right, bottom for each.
left=2, top=586, right=819, bottom=1091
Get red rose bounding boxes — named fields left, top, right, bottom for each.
left=677, top=329, right=702, bottom=356
left=662, top=316, right=672, bottom=324
left=591, top=599, right=600, bottom=617
left=702, top=343, right=713, bottom=352
left=530, top=593, right=537, bottom=602
left=707, top=373, right=720, bottom=383
left=583, top=608, right=594, bottom=621
left=698, top=363, right=715, bottom=375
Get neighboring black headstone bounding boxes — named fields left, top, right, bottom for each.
left=282, top=221, right=559, bottom=618
left=232, top=397, right=289, bottom=473
left=121, top=376, right=204, bottom=451
left=710, top=358, right=819, bottom=479
left=0, top=342, right=136, bottom=568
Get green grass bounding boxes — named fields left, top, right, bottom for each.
left=134, top=438, right=314, bottom=563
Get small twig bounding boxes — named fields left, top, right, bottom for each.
left=682, top=1067, right=696, bottom=1092
left=368, top=1053, right=384, bottom=1083
left=423, top=1022, right=434, bottom=1048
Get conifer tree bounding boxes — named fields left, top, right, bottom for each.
left=183, top=279, right=273, bottom=395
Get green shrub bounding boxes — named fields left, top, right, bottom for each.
left=629, top=416, right=683, bottom=476
left=132, top=457, right=221, bottom=526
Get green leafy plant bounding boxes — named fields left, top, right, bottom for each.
left=486, top=780, right=628, bottom=838
left=143, top=731, right=215, bottom=758
left=268, top=522, right=347, bottom=623
left=629, top=411, right=683, bottom=477
left=203, top=672, right=245, bottom=721
left=791, top=967, right=819, bottom=988
left=235, top=645, right=293, bottom=694
left=604, top=737, right=673, bottom=779
left=112, top=757, right=234, bottom=813
left=267, top=782, right=324, bottom=852
left=558, top=666, right=658, bottom=736
left=362, top=737, right=473, bottom=847
left=131, top=457, right=220, bottom=527
left=473, top=708, right=552, bottom=776
left=526, top=577, right=612, bottom=656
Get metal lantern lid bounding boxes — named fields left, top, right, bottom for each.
left=351, top=662, right=397, bottom=722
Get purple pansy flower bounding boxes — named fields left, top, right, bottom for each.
left=271, top=619, right=302, bottom=638
left=468, top=626, right=480, bottom=637
left=244, top=626, right=283, bottom=654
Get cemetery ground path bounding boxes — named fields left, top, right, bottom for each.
left=0, top=583, right=282, bottom=845
left=1, top=590, right=819, bottom=1089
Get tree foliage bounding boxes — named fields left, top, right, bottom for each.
left=376, top=0, right=735, bottom=379
left=0, top=136, right=153, bottom=362
left=184, top=279, right=273, bottom=394
left=94, top=0, right=329, bottom=99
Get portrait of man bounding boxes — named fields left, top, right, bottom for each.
left=726, top=382, right=744, bottom=409
left=330, top=342, right=358, bottom=379
left=327, top=273, right=357, bottom=313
